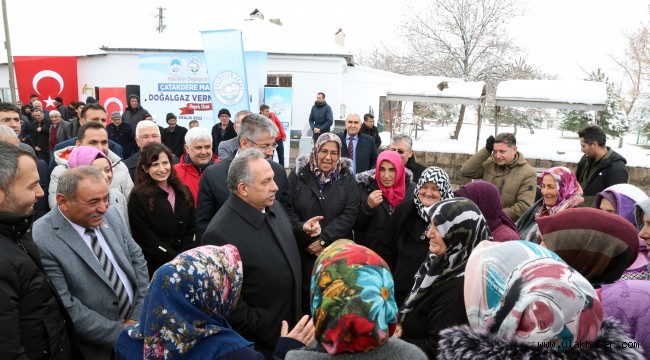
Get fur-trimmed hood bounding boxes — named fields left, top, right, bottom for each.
left=438, top=317, right=645, bottom=360
left=294, top=153, right=354, bottom=177
left=355, top=167, right=413, bottom=187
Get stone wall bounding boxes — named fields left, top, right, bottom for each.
left=413, top=151, right=650, bottom=194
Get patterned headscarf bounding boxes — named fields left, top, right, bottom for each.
left=601, top=280, right=650, bottom=354
left=413, top=166, right=454, bottom=222
left=311, top=239, right=398, bottom=354
left=464, top=240, right=603, bottom=351
left=537, top=208, right=639, bottom=285
left=399, top=198, right=491, bottom=321
left=454, top=180, right=519, bottom=238
left=536, top=166, right=584, bottom=218
left=122, top=245, right=250, bottom=359
left=308, top=133, right=343, bottom=189
left=67, top=145, right=113, bottom=174
left=594, top=183, right=649, bottom=228
left=375, top=150, right=406, bottom=207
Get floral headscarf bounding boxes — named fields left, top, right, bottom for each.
left=464, top=240, right=603, bottom=351
left=310, top=239, right=398, bottom=354
left=375, top=150, right=406, bottom=207
left=399, top=198, right=491, bottom=321
left=537, top=208, right=639, bottom=285
left=308, top=133, right=343, bottom=189
left=120, top=245, right=250, bottom=359
left=536, top=166, right=583, bottom=218
left=454, top=180, right=519, bottom=238
left=413, top=166, right=454, bottom=222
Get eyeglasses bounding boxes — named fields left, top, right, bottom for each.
left=246, top=138, right=277, bottom=152
left=318, top=149, right=340, bottom=158
left=389, top=148, right=408, bottom=155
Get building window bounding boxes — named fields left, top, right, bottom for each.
left=267, top=74, right=292, bottom=87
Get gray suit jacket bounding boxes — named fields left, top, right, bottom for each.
left=217, top=136, right=239, bottom=161
left=55, top=121, right=73, bottom=143
left=33, top=206, right=149, bottom=360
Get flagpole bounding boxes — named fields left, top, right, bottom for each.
left=1, top=0, right=16, bottom=103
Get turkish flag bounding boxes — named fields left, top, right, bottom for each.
left=14, top=56, right=78, bottom=109
left=99, top=87, right=127, bottom=124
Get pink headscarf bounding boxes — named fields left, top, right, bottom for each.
left=374, top=151, right=406, bottom=207
left=537, top=166, right=583, bottom=217
left=67, top=146, right=113, bottom=173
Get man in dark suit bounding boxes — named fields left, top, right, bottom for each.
left=33, top=166, right=149, bottom=359
left=338, top=113, right=378, bottom=174
left=196, top=113, right=288, bottom=240
left=202, top=149, right=320, bottom=359
left=0, top=142, right=83, bottom=359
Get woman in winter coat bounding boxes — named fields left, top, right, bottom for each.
left=128, top=142, right=196, bottom=277
left=395, top=198, right=491, bottom=359
left=286, top=240, right=427, bottom=360
left=285, top=133, right=360, bottom=315
left=375, top=166, right=454, bottom=306
left=594, top=183, right=649, bottom=279
left=454, top=180, right=520, bottom=242
left=516, top=166, right=583, bottom=242
left=115, top=245, right=315, bottom=360
left=354, top=150, right=415, bottom=252
left=438, top=240, right=644, bottom=360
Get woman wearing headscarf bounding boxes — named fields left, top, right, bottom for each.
left=375, top=166, right=454, bottom=306
left=67, top=145, right=129, bottom=225
left=114, top=245, right=315, bottom=359
left=286, top=240, right=427, bottom=359
left=454, top=180, right=520, bottom=242
left=354, top=150, right=415, bottom=252
left=637, top=198, right=650, bottom=257
left=395, top=198, right=491, bottom=358
left=516, top=166, right=583, bottom=242
left=128, top=142, right=196, bottom=277
left=538, top=207, right=649, bottom=358
left=285, top=133, right=360, bottom=315
left=438, top=240, right=643, bottom=359
left=594, top=183, right=649, bottom=280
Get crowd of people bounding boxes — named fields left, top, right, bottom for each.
left=1, top=91, right=649, bottom=360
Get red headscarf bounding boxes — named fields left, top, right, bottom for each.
left=374, top=151, right=406, bottom=207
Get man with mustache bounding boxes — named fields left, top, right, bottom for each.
left=202, top=148, right=321, bottom=359
left=33, top=166, right=149, bottom=359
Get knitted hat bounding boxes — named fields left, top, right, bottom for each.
left=218, top=108, right=231, bottom=117
left=54, top=96, right=63, bottom=104
left=166, top=112, right=177, bottom=122
left=110, top=111, right=121, bottom=119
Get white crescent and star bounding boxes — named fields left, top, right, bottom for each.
left=32, top=70, right=65, bottom=109
left=103, top=97, right=124, bottom=113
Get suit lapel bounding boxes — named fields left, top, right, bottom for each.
left=51, top=208, right=113, bottom=288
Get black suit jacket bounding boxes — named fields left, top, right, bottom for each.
left=339, top=131, right=378, bottom=174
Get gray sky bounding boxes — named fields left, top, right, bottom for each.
left=2, top=0, right=647, bottom=80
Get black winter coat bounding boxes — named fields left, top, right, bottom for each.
left=375, top=200, right=429, bottom=306
left=128, top=186, right=196, bottom=277
left=211, top=121, right=237, bottom=154
left=401, top=276, right=469, bottom=359
left=354, top=168, right=415, bottom=252
left=576, top=148, right=628, bottom=206
left=285, top=156, right=359, bottom=314
left=0, top=212, right=83, bottom=359
left=162, top=125, right=188, bottom=158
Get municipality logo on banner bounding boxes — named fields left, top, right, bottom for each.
left=201, top=29, right=250, bottom=118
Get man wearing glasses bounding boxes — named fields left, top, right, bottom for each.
left=195, top=113, right=289, bottom=241
left=390, top=134, right=426, bottom=183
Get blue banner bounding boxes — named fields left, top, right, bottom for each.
left=201, top=29, right=250, bottom=119
left=245, top=51, right=268, bottom=113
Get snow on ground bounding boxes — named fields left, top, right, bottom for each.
left=380, top=122, right=650, bottom=168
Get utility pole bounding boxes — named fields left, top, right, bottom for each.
left=1, top=0, right=16, bottom=102
left=155, top=7, right=167, bottom=33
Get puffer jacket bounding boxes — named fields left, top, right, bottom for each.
left=174, top=153, right=219, bottom=204
left=460, top=147, right=537, bottom=222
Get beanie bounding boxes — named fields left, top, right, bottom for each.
left=218, top=108, right=231, bottom=117
left=166, top=112, right=177, bottom=122
left=111, top=111, right=122, bottom=119
left=55, top=96, right=63, bottom=104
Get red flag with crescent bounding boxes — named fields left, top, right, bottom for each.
left=14, top=56, right=78, bottom=109
left=98, top=87, right=127, bottom=124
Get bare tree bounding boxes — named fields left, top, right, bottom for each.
left=401, top=0, right=525, bottom=139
